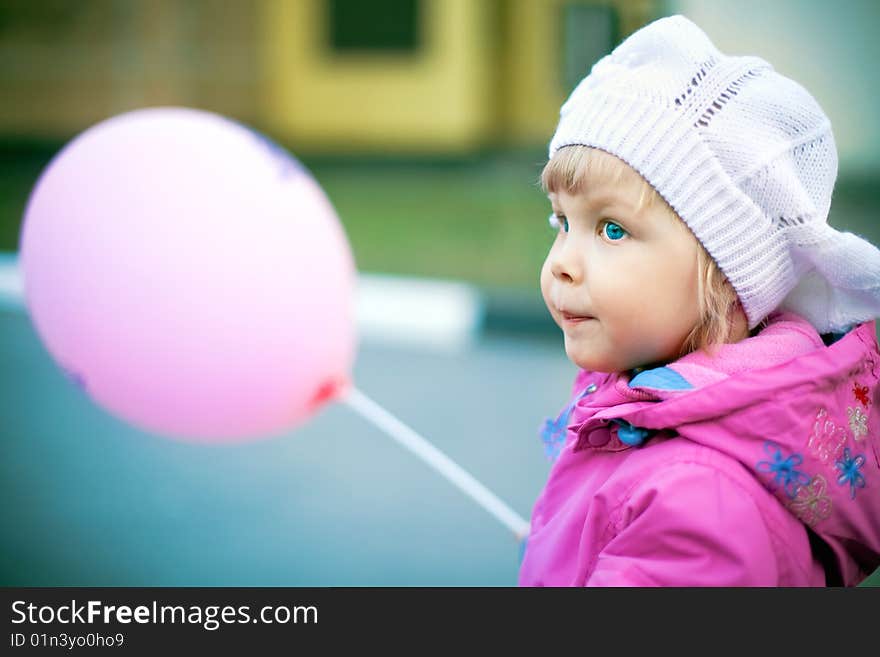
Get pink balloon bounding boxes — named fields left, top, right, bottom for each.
left=19, top=107, right=356, bottom=442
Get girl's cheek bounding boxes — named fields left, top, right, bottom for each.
left=539, top=261, right=554, bottom=306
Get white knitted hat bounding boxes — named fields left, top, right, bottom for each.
left=550, top=14, right=880, bottom=333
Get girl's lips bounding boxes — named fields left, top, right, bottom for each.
left=561, top=312, right=594, bottom=323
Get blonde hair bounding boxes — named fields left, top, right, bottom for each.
left=541, top=146, right=744, bottom=356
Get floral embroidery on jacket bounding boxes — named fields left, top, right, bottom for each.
left=847, top=406, right=868, bottom=441
left=540, top=414, right=569, bottom=462
left=853, top=382, right=870, bottom=408
left=807, top=409, right=848, bottom=465
left=540, top=383, right=597, bottom=461
left=786, top=474, right=833, bottom=527
left=756, top=441, right=811, bottom=499
left=835, top=447, right=867, bottom=500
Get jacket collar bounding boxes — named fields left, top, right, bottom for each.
left=566, top=311, right=829, bottom=453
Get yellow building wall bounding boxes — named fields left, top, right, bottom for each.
left=0, top=0, right=658, bottom=151
left=261, top=0, right=494, bottom=153
left=0, top=1, right=263, bottom=139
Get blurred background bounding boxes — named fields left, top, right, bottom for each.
left=1, top=0, right=878, bottom=586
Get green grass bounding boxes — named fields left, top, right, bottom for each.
left=312, top=158, right=554, bottom=289
left=0, top=146, right=554, bottom=291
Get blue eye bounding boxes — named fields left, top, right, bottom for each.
left=548, top=214, right=569, bottom=233
left=602, top=221, right=626, bottom=241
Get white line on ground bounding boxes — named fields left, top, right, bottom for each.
left=0, top=252, right=23, bottom=310
left=356, top=272, right=484, bottom=352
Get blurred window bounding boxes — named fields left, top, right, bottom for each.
left=0, top=1, right=83, bottom=41
left=561, top=3, right=618, bottom=93
left=327, top=0, right=420, bottom=53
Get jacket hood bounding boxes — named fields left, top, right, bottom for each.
left=563, top=312, right=880, bottom=585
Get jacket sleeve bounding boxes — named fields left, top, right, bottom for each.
left=587, top=462, right=782, bottom=586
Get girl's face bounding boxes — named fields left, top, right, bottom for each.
left=541, top=176, right=702, bottom=373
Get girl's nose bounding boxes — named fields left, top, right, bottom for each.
left=551, top=260, right=574, bottom=283
left=550, top=241, right=582, bottom=284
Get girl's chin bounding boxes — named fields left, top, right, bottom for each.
left=564, top=345, right=618, bottom=373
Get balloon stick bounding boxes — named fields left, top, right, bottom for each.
left=342, top=386, right=530, bottom=542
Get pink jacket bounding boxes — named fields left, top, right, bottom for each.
left=519, top=312, right=880, bottom=586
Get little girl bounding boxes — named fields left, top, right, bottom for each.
left=519, top=15, right=880, bottom=586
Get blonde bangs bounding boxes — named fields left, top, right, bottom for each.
left=541, top=145, right=669, bottom=215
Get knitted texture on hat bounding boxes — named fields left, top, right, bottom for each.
left=550, top=14, right=880, bottom=333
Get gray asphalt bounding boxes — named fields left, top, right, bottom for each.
left=0, top=308, right=574, bottom=586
